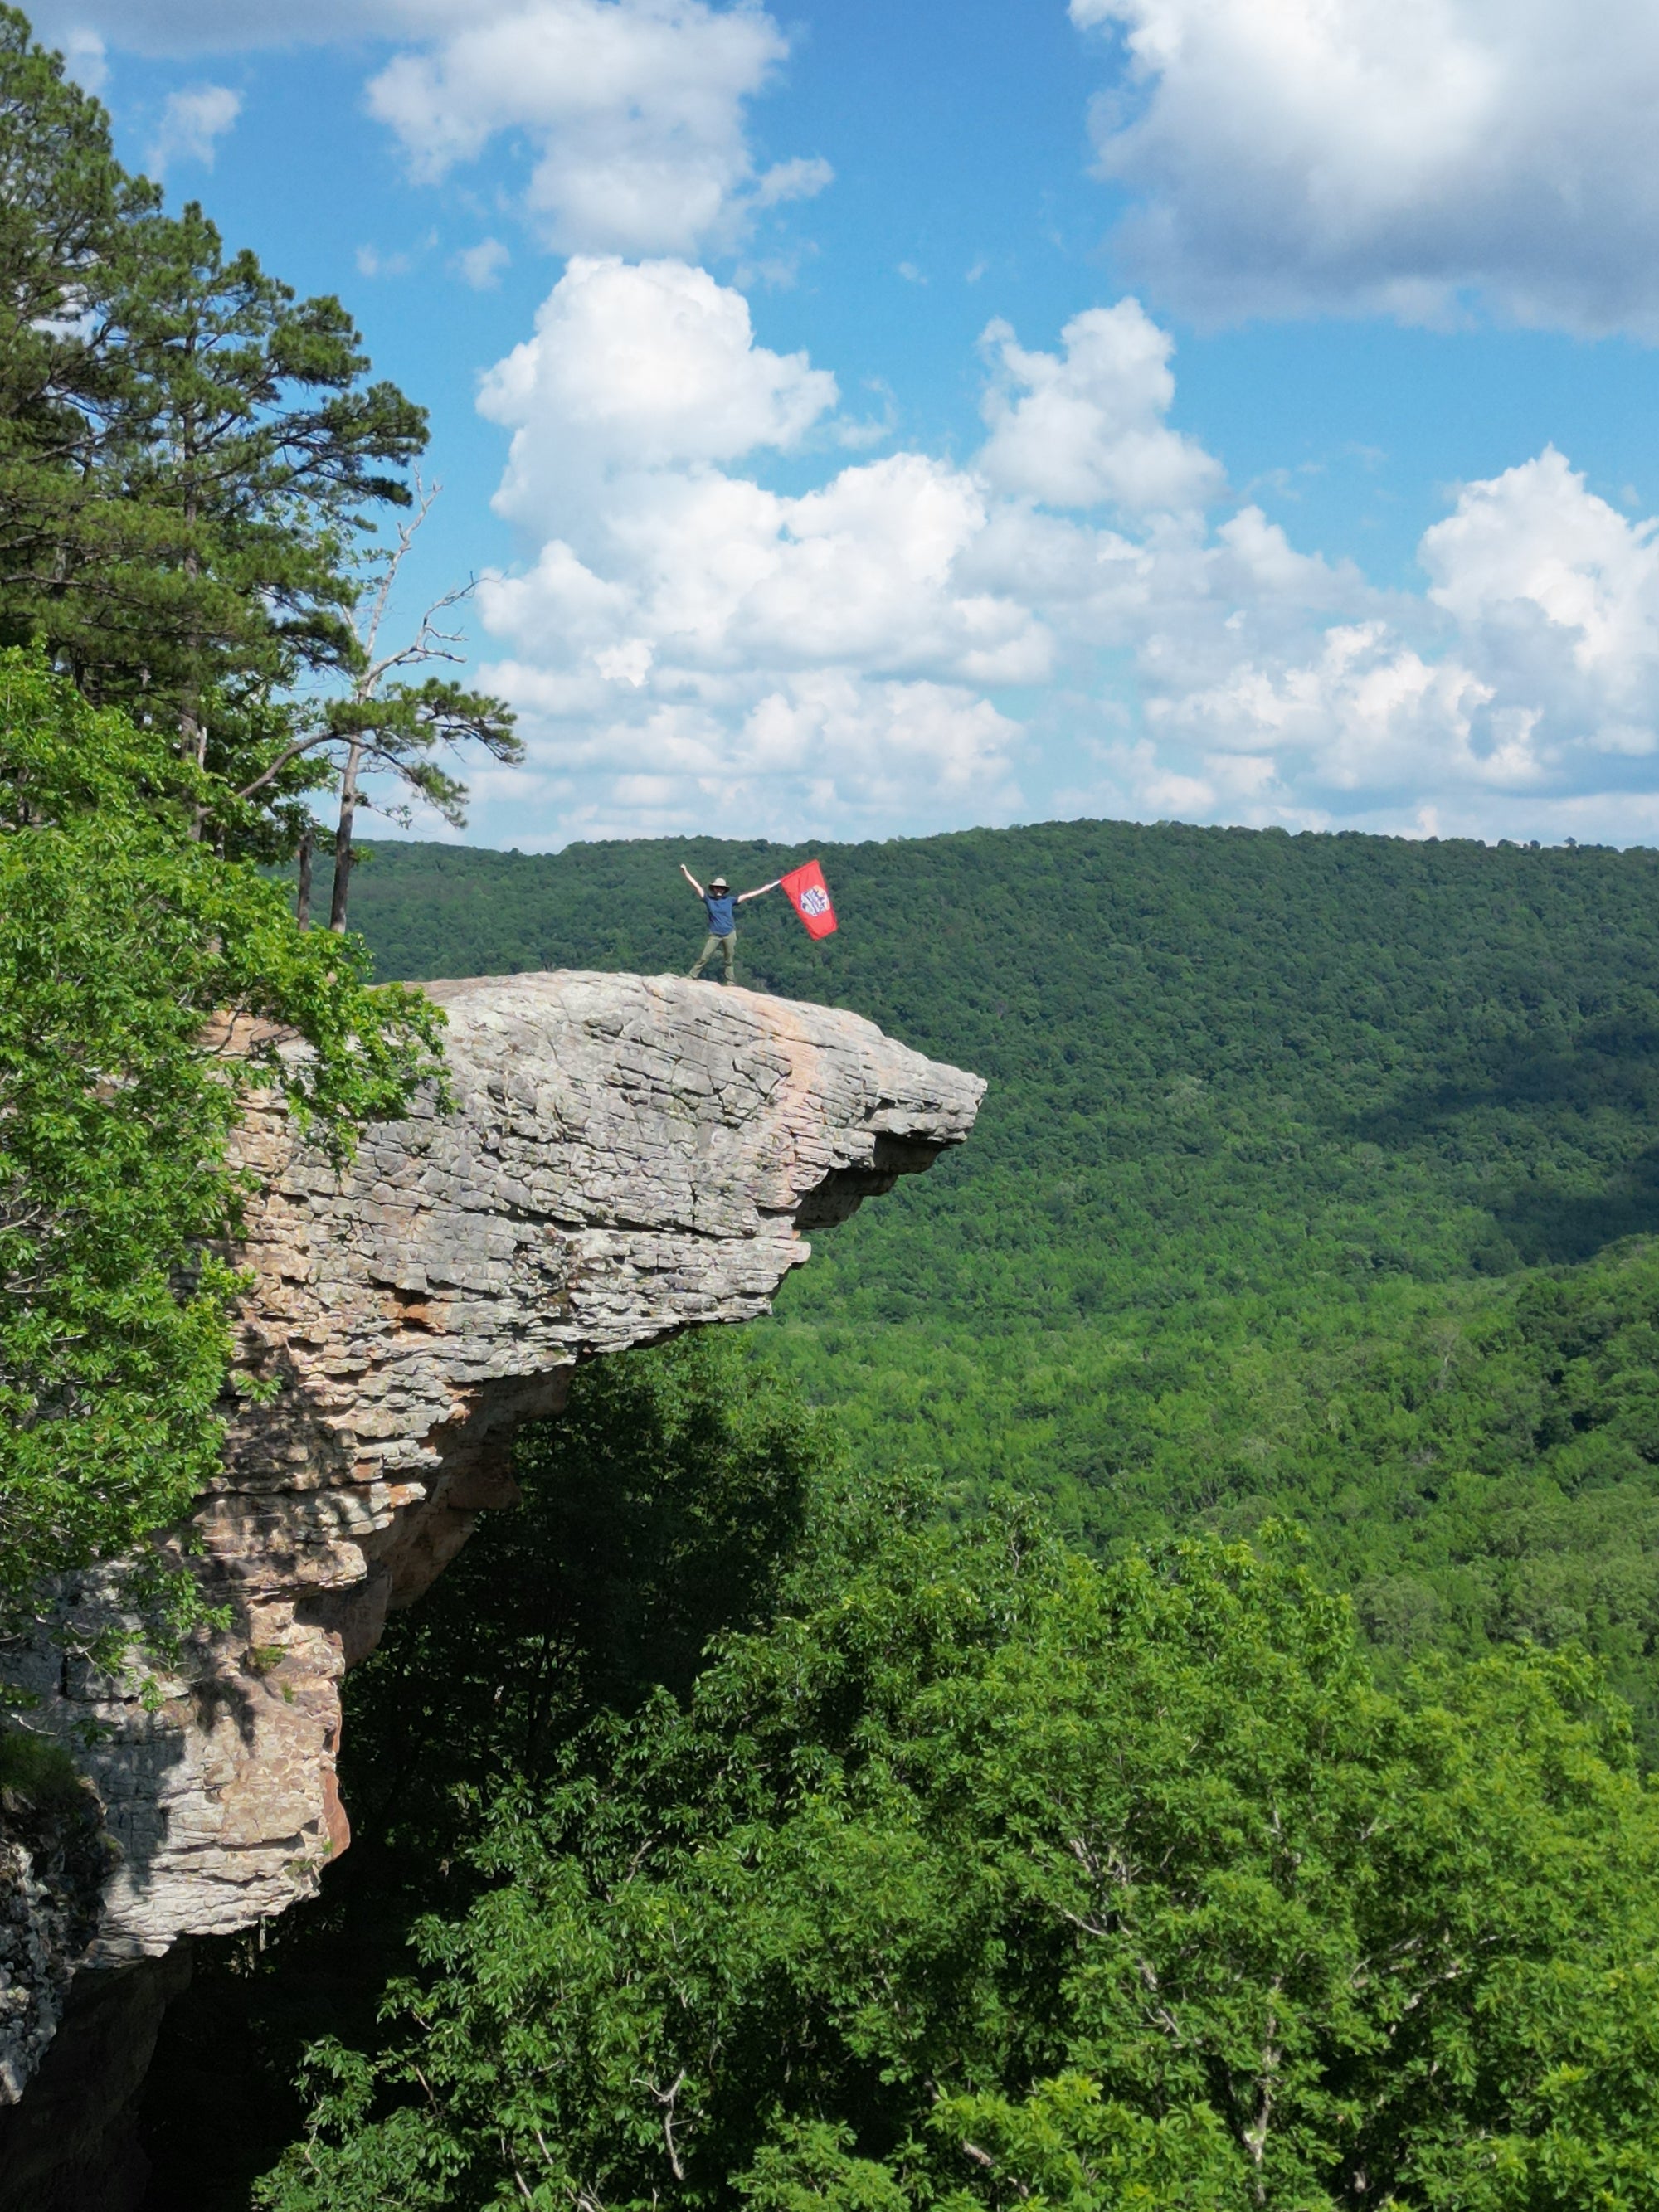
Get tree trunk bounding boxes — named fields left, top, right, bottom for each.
left=182, top=687, right=207, bottom=841
left=295, top=829, right=313, bottom=929
left=180, top=404, right=206, bottom=837
left=328, top=740, right=365, bottom=932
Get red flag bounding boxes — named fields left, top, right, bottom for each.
left=780, top=858, right=838, bottom=940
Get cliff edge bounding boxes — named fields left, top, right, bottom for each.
left=1, top=973, right=982, bottom=2142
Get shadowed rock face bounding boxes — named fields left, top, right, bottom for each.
left=14, top=975, right=982, bottom=2001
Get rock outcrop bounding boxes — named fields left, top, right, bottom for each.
left=2, top=974, right=982, bottom=2126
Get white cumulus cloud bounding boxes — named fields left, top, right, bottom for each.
left=479, top=255, right=838, bottom=518
left=1122, top=450, right=1659, bottom=828
left=34, top=0, right=817, bottom=258
left=463, top=265, right=1659, bottom=847
left=1422, top=449, right=1659, bottom=708
left=479, top=440, right=1049, bottom=707
left=467, top=260, right=1057, bottom=839
left=1071, top=0, right=1659, bottom=334
left=977, top=300, right=1223, bottom=512
left=147, top=81, right=241, bottom=173
left=367, top=0, right=797, bottom=255
left=56, top=26, right=108, bottom=90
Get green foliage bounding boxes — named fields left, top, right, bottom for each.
left=256, top=1499, right=1659, bottom=2210
left=0, top=651, right=444, bottom=1665
left=0, top=8, right=157, bottom=636
left=0, top=1723, right=84, bottom=1808
left=134, top=1334, right=828, bottom=2208
left=317, top=668, right=523, bottom=922
left=340, top=1332, right=823, bottom=1878
left=98, top=194, right=426, bottom=779
left=324, top=824, right=1659, bottom=1744
left=319, top=677, right=520, bottom=830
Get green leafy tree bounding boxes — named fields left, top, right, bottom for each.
left=0, top=649, right=445, bottom=1670
left=258, top=1492, right=1659, bottom=2210
left=339, top=1332, right=819, bottom=1869
left=134, top=1334, right=826, bottom=2204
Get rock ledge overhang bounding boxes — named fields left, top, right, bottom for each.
left=18, top=972, right=984, bottom=1975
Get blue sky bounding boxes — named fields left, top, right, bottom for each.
left=29, top=0, right=1659, bottom=850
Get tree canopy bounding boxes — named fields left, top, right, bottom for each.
left=255, top=1455, right=1659, bottom=2212
left=317, top=824, right=1659, bottom=1755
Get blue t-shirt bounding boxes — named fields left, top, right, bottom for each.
left=703, top=892, right=737, bottom=936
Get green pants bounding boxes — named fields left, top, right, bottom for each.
left=690, top=930, right=736, bottom=982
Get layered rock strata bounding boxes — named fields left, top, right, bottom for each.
left=12, top=972, right=982, bottom=1996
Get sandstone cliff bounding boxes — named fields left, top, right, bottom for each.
left=0, top=972, right=982, bottom=2161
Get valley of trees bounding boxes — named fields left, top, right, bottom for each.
left=147, top=1341, right=1659, bottom=2211
left=6, top=6, right=1659, bottom=2205
left=141, top=819, right=1659, bottom=2206
left=322, top=824, right=1659, bottom=1753
left=274, top=1489, right=1659, bottom=2212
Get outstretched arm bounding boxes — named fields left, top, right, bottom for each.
left=737, top=878, right=781, bottom=903
left=680, top=862, right=706, bottom=898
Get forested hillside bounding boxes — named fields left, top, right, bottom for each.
left=12, top=4, right=1659, bottom=2200
left=148, top=1341, right=1659, bottom=2210
left=328, top=823, right=1659, bottom=1748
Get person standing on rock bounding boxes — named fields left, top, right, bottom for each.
left=681, top=862, right=780, bottom=984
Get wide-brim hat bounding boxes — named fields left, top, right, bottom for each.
left=710, top=877, right=729, bottom=891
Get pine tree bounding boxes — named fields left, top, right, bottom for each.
left=0, top=11, right=430, bottom=853
left=0, top=7, right=153, bottom=649
left=93, top=200, right=429, bottom=829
